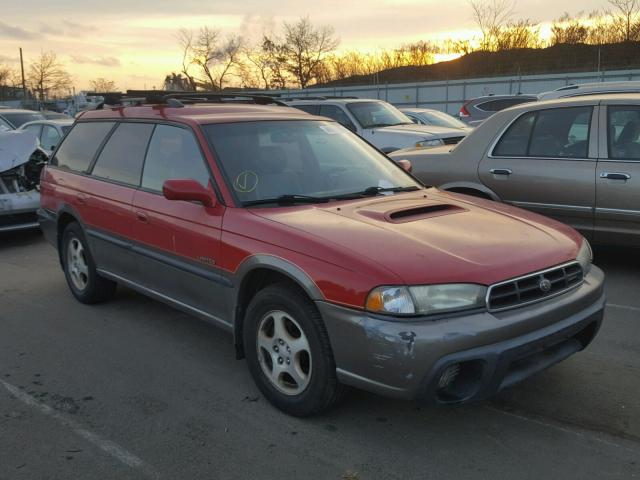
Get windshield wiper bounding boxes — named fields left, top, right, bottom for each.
left=334, top=185, right=421, bottom=199
left=244, top=194, right=331, bottom=206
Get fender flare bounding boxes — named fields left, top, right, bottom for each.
left=231, top=254, right=325, bottom=358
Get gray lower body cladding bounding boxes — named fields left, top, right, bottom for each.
left=318, top=265, right=605, bottom=403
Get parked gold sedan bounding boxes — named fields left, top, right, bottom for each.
left=391, top=94, right=640, bottom=247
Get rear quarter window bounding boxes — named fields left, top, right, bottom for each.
left=53, top=122, right=115, bottom=173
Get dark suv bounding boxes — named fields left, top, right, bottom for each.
left=39, top=95, right=604, bottom=416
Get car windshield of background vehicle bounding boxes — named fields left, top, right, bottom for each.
left=421, top=111, right=468, bottom=129
left=203, top=120, right=421, bottom=205
left=2, top=112, right=45, bottom=128
left=0, top=117, right=11, bottom=131
left=346, top=102, right=413, bottom=128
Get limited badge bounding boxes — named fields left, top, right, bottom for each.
left=234, top=171, right=258, bottom=193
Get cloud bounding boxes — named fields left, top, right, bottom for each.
left=39, top=24, right=64, bottom=36
left=0, top=21, right=37, bottom=40
left=70, top=55, right=121, bottom=67
left=0, top=54, right=19, bottom=64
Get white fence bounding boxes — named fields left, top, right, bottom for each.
left=258, top=69, right=640, bottom=114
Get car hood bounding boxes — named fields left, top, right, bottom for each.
left=0, top=130, right=38, bottom=173
left=250, top=190, right=582, bottom=286
left=374, top=124, right=467, bottom=138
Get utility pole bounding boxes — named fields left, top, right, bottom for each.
left=19, top=48, right=27, bottom=101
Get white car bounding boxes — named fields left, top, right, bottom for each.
left=19, top=119, right=74, bottom=154
left=400, top=107, right=473, bottom=132
left=0, top=130, right=47, bottom=232
left=538, top=81, right=640, bottom=101
left=285, top=98, right=468, bottom=152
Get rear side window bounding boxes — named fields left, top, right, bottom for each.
left=493, top=107, right=592, bottom=158
left=319, top=105, right=357, bottom=131
left=478, top=98, right=533, bottom=112
left=91, top=123, right=154, bottom=185
left=608, top=106, right=640, bottom=160
left=141, top=125, right=210, bottom=192
left=293, top=104, right=318, bottom=115
left=54, top=122, right=115, bottom=172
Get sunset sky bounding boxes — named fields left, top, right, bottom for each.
left=1, top=0, right=608, bottom=91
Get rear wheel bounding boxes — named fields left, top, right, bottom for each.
left=243, top=283, right=343, bottom=416
left=61, top=222, right=116, bottom=304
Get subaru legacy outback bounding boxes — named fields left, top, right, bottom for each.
left=39, top=94, right=605, bottom=416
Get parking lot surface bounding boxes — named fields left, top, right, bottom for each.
left=1, top=231, right=638, bottom=480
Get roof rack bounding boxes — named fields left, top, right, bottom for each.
left=281, top=96, right=359, bottom=101
left=98, top=92, right=288, bottom=109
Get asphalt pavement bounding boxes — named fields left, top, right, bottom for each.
left=1, top=230, right=638, bottom=480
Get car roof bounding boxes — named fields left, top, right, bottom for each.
left=80, top=104, right=319, bottom=124
left=400, top=107, right=441, bottom=113
left=20, top=119, right=74, bottom=127
left=469, top=94, right=537, bottom=102
left=0, top=109, right=45, bottom=114
left=285, top=98, right=381, bottom=105
left=511, top=92, right=640, bottom=110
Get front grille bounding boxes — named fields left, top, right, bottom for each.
left=487, top=262, right=584, bottom=311
left=443, top=136, right=465, bottom=145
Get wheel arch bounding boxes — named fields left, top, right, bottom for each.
left=55, top=205, right=83, bottom=267
left=232, top=255, right=324, bottom=359
left=439, top=181, right=500, bottom=201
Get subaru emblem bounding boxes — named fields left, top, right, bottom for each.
left=539, top=277, right=552, bottom=293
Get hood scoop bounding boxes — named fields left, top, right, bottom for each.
left=357, top=203, right=466, bottom=223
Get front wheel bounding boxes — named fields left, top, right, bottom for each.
left=243, top=283, right=343, bottom=416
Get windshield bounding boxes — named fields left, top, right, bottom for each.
left=419, top=110, right=468, bottom=129
left=1, top=112, right=45, bottom=128
left=346, top=101, right=412, bottom=129
left=203, top=120, right=421, bottom=206
left=0, top=117, right=11, bottom=132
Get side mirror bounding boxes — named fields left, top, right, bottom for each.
left=397, top=159, right=412, bottom=173
left=162, top=179, right=216, bottom=207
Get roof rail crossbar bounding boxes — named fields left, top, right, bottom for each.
left=162, top=92, right=287, bottom=106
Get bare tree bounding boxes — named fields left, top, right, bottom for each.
left=550, top=13, right=589, bottom=45
left=89, top=78, right=117, bottom=92
left=176, top=28, right=198, bottom=90
left=469, top=0, right=516, bottom=50
left=212, top=35, right=244, bottom=90
left=281, top=17, right=339, bottom=88
left=190, top=26, right=221, bottom=90
left=243, top=36, right=289, bottom=89
left=28, top=51, right=71, bottom=101
left=495, top=19, right=541, bottom=50
left=608, top=0, right=640, bottom=41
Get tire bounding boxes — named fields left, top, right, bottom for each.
left=61, top=222, right=117, bottom=304
left=243, top=283, right=343, bottom=416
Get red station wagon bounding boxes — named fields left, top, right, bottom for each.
left=39, top=94, right=605, bottom=416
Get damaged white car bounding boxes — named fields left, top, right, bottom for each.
left=0, top=131, right=48, bottom=232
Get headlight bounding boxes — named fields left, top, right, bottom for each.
left=366, top=284, right=487, bottom=317
left=577, top=238, right=593, bottom=275
left=415, top=138, right=444, bottom=148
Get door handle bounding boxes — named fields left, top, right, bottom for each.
left=490, top=168, right=513, bottom=176
left=135, top=211, right=148, bottom=223
left=75, top=193, right=88, bottom=205
left=600, top=172, right=631, bottom=180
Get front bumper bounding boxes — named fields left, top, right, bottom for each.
left=0, top=191, right=40, bottom=232
left=318, top=265, right=605, bottom=403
